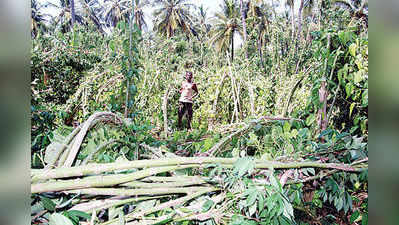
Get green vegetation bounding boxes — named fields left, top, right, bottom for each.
left=31, top=0, right=368, bottom=224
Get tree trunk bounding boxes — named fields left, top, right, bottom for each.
left=257, top=38, right=263, bottom=67
left=124, top=0, right=135, bottom=118
left=298, top=0, right=304, bottom=41
left=240, top=0, right=248, bottom=59
left=162, top=85, right=170, bottom=137
left=290, top=3, right=295, bottom=39
left=317, top=0, right=322, bottom=30
left=317, top=34, right=331, bottom=142
left=70, top=0, right=76, bottom=26
left=231, top=31, right=234, bottom=62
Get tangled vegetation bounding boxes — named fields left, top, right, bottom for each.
left=31, top=0, right=368, bottom=224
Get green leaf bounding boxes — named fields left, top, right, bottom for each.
left=258, top=194, right=265, bottom=213
left=336, top=197, right=344, bottom=211
left=49, top=213, right=74, bottom=225
left=349, top=103, right=356, bottom=117
left=345, top=83, right=354, bottom=97
left=248, top=203, right=257, bottom=216
left=40, top=196, right=56, bottom=212
left=350, top=210, right=360, bottom=223
left=362, top=213, right=368, bottom=225
left=349, top=43, right=357, bottom=57
left=362, top=90, right=368, bottom=107
left=305, top=115, right=315, bottom=127
left=202, top=199, right=214, bottom=212
left=67, top=210, right=91, bottom=220
left=233, top=158, right=255, bottom=177
left=354, top=71, right=363, bottom=84
left=109, top=40, right=115, bottom=52
left=308, top=168, right=315, bottom=176
left=283, top=121, right=291, bottom=133
left=246, top=191, right=258, bottom=207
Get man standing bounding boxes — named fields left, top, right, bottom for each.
left=178, top=71, right=198, bottom=129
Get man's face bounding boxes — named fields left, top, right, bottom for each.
left=186, top=72, right=192, bottom=81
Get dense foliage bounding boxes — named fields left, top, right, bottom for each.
left=31, top=0, right=368, bottom=224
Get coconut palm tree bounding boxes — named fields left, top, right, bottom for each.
left=298, top=0, right=316, bottom=40
left=71, top=0, right=76, bottom=25
left=245, top=0, right=270, bottom=65
left=195, top=5, right=211, bottom=37
left=44, top=0, right=86, bottom=32
left=133, top=0, right=150, bottom=31
left=209, top=0, right=242, bottom=62
left=284, top=0, right=295, bottom=39
left=31, top=0, right=50, bottom=37
left=77, top=0, right=106, bottom=33
left=102, top=0, right=131, bottom=27
left=334, top=0, right=368, bottom=26
left=152, top=0, right=196, bottom=38
left=240, top=0, right=248, bottom=58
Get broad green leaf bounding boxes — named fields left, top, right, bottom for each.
left=67, top=210, right=91, bottom=220
left=246, top=191, right=258, bottom=207
left=350, top=210, right=360, bottom=223
left=305, top=115, right=315, bottom=127
left=354, top=71, right=363, bottom=84
left=345, top=83, right=354, bottom=97
left=283, top=121, right=291, bottom=133
left=49, top=213, right=74, bottom=225
left=349, top=103, right=356, bottom=117
left=258, top=194, right=265, bottom=213
left=202, top=199, right=214, bottom=212
left=362, top=213, right=368, bottom=225
left=233, top=158, right=255, bottom=177
left=40, top=196, right=56, bottom=212
left=362, top=90, right=368, bottom=106
left=248, top=203, right=257, bottom=216
left=349, top=43, right=357, bottom=57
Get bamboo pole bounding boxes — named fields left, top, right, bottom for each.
left=101, top=187, right=218, bottom=225
left=120, top=179, right=208, bottom=188
left=31, top=158, right=236, bottom=182
left=31, top=165, right=200, bottom=193
left=66, top=187, right=214, bottom=196
left=141, top=176, right=204, bottom=182
left=70, top=195, right=167, bottom=213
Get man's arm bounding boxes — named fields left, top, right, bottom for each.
left=179, top=82, right=184, bottom=93
left=192, top=83, right=199, bottom=97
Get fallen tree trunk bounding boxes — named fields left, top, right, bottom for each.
left=63, top=112, right=124, bottom=167
left=32, top=157, right=363, bottom=183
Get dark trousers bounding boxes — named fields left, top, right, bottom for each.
left=178, top=102, right=193, bottom=129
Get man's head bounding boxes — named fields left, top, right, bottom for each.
left=185, top=71, right=193, bottom=82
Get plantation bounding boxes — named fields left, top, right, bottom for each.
left=31, top=0, right=368, bottom=224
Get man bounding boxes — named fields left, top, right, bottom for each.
left=178, top=71, right=198, bottom=129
